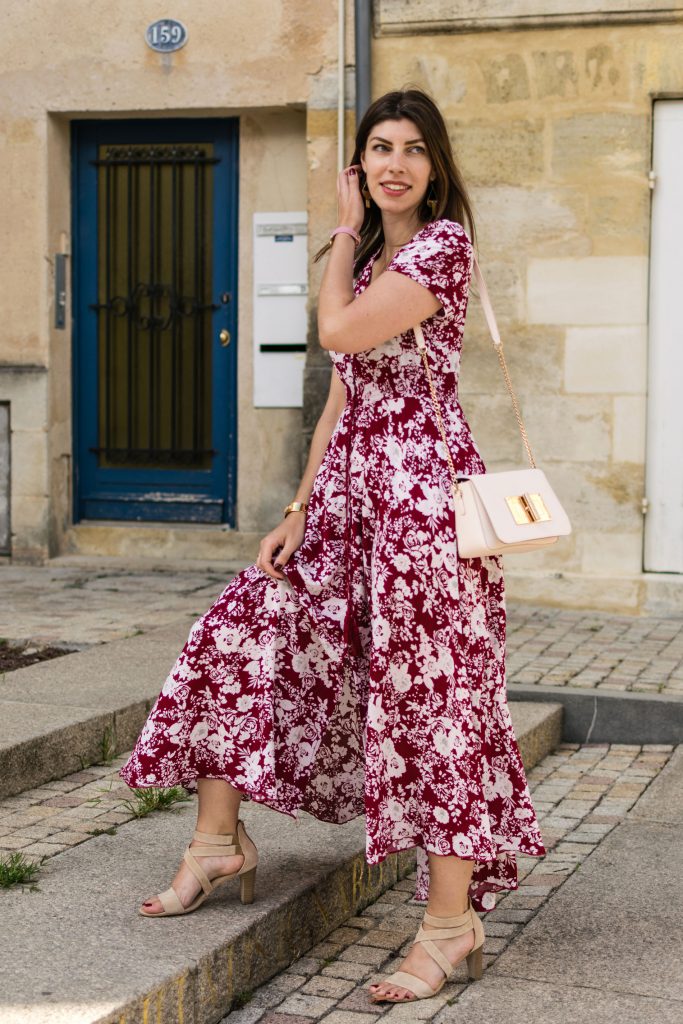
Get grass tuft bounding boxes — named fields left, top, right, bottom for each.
left=0, top=852, right=42, bottom=889
left=121, top=786, right=191, bottom=818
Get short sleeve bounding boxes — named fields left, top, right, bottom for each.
left=387, top=219, right=473, bottom=319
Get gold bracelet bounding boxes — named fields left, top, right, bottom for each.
left=283, top=500, right=308, bottom=518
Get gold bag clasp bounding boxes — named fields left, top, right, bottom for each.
left=506, top=492, right=552, bottom=525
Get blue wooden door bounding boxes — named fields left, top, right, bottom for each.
left=72, top=119, right=238, bottom=524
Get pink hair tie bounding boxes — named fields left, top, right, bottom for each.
left=330, top=226, right=361, bottom=246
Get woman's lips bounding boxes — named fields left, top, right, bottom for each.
left=379, top=182, right=411, bottom=196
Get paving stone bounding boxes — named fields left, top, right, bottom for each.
left=259, top=1014, right=316, bottom=1024
left=306, top=940, right=343, bottom=959
left=360, top=901, right=396, bottom=917
left=300, top=974, right=356, bottom=998
left=335, top=987, right=386, bottom=1014
left=381, top=993, right=450, bottom=1019
left=244, top=974, right=309, bottom=1011
left=0, top=835, right=33, bottom=850
left=6, top=824, right=60, bottom=840
left=344, top=917, right=377, bottom=931
left=376, top=889, right=412, bottom=904
left=339, top=945, right=390, bottom=966
left=23, top=840, right=69, bottom=856
left=321, top=961, right=372, bottom=982
left=275, top=992, right=337, bottom=1017
left=328, top=926, right=368, bottom=945
left=218, top=1006, right=265, bottom=1024
left=282, top=958, right=324, bottom=978
left=42, top=794, right=89, bottom=808
left=356, top=929, right=411, bottom=950
left=321, top=1011, right=380, bottom=1024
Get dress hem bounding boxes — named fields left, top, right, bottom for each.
left=118, top=766, right=546, bottom=866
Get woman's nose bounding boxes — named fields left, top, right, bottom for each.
left=385, top=153, right=407, bottom=175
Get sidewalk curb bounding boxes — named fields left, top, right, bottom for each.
left=507, top=681, right=683, bottom=745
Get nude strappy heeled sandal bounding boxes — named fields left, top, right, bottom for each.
left=369, top=897, right=485, bottom=1002
left=139, top=817, right=258, bottom=917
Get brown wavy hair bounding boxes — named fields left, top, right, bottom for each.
left=314, top=87, right=476, bottom=276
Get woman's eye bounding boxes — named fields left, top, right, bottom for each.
left=373, top=144, right=389, bottom=151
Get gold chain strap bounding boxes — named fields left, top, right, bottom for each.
left=493, top=343, right=537, bottom=469
left=414, top=251, right=537, bottom=492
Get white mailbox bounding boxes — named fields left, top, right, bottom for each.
left=253, top=211, right=308, bottom=407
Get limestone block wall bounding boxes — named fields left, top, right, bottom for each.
left=0, top=0, right=346, bottom=560
left=374, top=22, right=683, bottom=610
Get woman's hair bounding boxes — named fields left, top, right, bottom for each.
left=313, top=87, right=476, bottom=275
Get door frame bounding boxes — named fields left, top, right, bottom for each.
left=70, top=117, right=239, bottom=525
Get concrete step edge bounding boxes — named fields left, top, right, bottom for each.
left=507, top=681, right=683, bottom=746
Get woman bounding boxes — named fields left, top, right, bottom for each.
left=119, top=88, right=546, bottom=1004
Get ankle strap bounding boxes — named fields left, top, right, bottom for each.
left=423, top=901, right=473, bottom=929
left=193, top=828, right=238, bottom=844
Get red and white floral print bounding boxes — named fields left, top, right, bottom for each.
left=119, top=218, right=546, bottom=913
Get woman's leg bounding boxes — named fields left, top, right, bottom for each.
left=141, top=779, right=246, bottom=915
left=368, top=853, right=476, bottom=1001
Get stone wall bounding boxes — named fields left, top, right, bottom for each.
left=376, top=0, right=683, bottom=33
left=374, top=22, right=683, bottom=611
left=0, top=0, right=350, bottom=560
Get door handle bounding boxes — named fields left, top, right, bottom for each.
left=219, top=329, right=231, bottom=347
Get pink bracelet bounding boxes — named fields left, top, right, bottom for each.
left=330, top=226, right=361, bottom=246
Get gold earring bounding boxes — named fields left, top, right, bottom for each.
left=427, top=182, right=438, bottom=218
left=361, top=183, right=371, bottom=209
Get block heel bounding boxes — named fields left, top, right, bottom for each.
left=466, top=943, right=483, bottom=980
left=239, top=865, right=257, bottom=904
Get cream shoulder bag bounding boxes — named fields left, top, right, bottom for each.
left=413, top=253, right=572, bottom=558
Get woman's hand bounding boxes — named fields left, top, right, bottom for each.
left=337, top=164, right=364, bottom=234
left=256, top=512, right=307, bottom=580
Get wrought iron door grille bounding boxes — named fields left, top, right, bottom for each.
left=89, top=143, right=220, bottom=469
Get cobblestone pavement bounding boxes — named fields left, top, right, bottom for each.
left=0, top=754, right=146, bottom=858
left=0, top=742, right=675, bottom=1023
left=0, top=563, right=237, bottom=646
left=507, top=604, right=683, bottom=696
left=1, top=563, right=683, bottom=694
left=217, top=741, right=676, bottom=1024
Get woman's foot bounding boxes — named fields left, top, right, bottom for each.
left=140, top=832, right=244, bottom=916
left=368, top=914, right=476, bottom=1002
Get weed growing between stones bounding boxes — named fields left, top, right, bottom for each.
left=121, top=786, right=191, bottom=818
left=0, top=852, right=43, bottom=889
left=232, top=990, right=254, bottom=1009
left=76, top=726, right=120, bottom=772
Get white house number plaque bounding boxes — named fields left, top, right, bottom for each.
left=145, top=19, right=188, bottom=53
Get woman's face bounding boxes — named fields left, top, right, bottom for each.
left=360, top=117, right=434, bottom=215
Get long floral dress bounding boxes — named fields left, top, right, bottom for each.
left=119, top=217, right=546, bottom=912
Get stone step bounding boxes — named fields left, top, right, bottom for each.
left=0, top=702, right=562, bottom=1024
left=64, top=523, right=262, bottom=563
left=507, top=681, right=683, bottom=746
